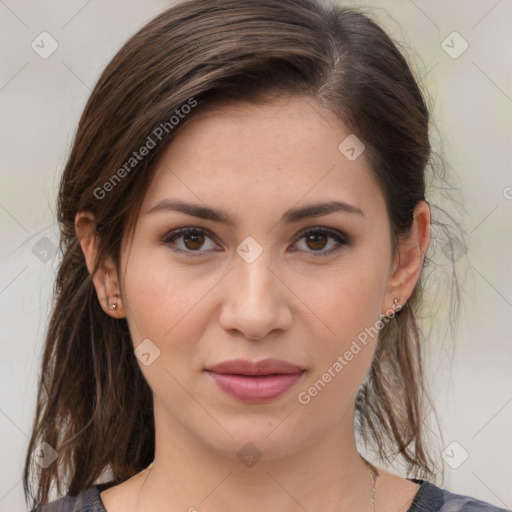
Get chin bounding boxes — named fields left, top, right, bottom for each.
left=196, top=416, right=309, bottom=464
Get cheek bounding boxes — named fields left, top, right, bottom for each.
left=294, top=253, right=389, bottom=399
left=121, top=248, right=216, bottom=358
left=300, top=257, right=387, bottom=342
left=120, top=251, right=212, bottom=402
left=296, top=281, right=381, bottom=414
left=124, top=244, right=226, bottom=380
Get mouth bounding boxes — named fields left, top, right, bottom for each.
left=204, top=358, right=306, bottom=402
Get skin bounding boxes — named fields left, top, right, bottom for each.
left=76, top=95, right=430, bottom=512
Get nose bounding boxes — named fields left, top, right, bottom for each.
left=218, top=248, right=293, bottom=340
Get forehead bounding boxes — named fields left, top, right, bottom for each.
left=141, top=96, right=385, bottom=221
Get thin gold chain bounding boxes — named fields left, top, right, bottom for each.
left=362, top=457, right=379, bottom=512
left=139, top=461, right=154, bottom=496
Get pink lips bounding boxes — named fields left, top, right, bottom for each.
left=205, top=358, right=306, bottom=403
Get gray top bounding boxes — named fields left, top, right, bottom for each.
left=30, top=479, right=510, bottom=511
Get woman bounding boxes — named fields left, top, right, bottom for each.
left=23, top=0, right=507, bottom=511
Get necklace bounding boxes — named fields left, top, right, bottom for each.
left=139, top=458, right=378, bottom=511
left=139, top=461, right=153, bottom=495
left=362, top=457, right=379, bottom=512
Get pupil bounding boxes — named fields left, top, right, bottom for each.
left=307, top=233, right=327, bottom=250
left=185, top=232, right=204, bottom=250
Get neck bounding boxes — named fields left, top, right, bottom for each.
left=135, top=399, right=378, bottom=512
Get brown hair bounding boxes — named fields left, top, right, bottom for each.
left=23, top=0, right=462, bottom=507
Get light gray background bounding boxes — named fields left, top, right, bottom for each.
left=1, top=1, right=511, bottom=511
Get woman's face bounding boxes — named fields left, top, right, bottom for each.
left=112, top=95, right=417, bottom=460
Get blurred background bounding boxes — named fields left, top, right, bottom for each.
left=1, top=0, right=511, bottom=510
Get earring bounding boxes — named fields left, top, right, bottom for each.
left=393, top=297, right=405, bottom=311
left=106, top=294, right=120, bottom=311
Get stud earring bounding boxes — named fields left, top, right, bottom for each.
left=106, top=294, right=120, bottom=311
left=392, top=297, right=405, bottom=311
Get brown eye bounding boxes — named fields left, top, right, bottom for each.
left=162, top=226, right=349, bottom=259
left=182, top=230, right=205, bottom=250
left=304, top=232, right=329, bottom=251
left=161, top=227, right=218, bottom=256
left=292, top=227, right=348, bottom=257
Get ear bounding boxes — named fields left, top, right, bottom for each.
left=75, top=211, right=126, bottom=318
left=382, top=201, right=430, bottom=315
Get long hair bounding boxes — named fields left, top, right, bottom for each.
left=23, top=0, right=462, bottom=507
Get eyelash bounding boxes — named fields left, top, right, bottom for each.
left=160, top=226, right=349, bottom=258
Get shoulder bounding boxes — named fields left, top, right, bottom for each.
left=410, top=479, right=510, bottom=512
left=28, top=484, right=107, bottom=512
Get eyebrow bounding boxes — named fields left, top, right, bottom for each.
left=146, top=199, right=364, bottom=226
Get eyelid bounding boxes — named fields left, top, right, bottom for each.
left=289, top=226, right=349, bottom=257
left=160, top=225, right=350, bottom=257
left=291, top=226, right=348, bottom=244
left=160, top=226, right=220, bottom=255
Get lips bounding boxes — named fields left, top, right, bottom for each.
left=205, top=358, right=306, bottom=402
left=207, top=358, right=304, bottom=376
